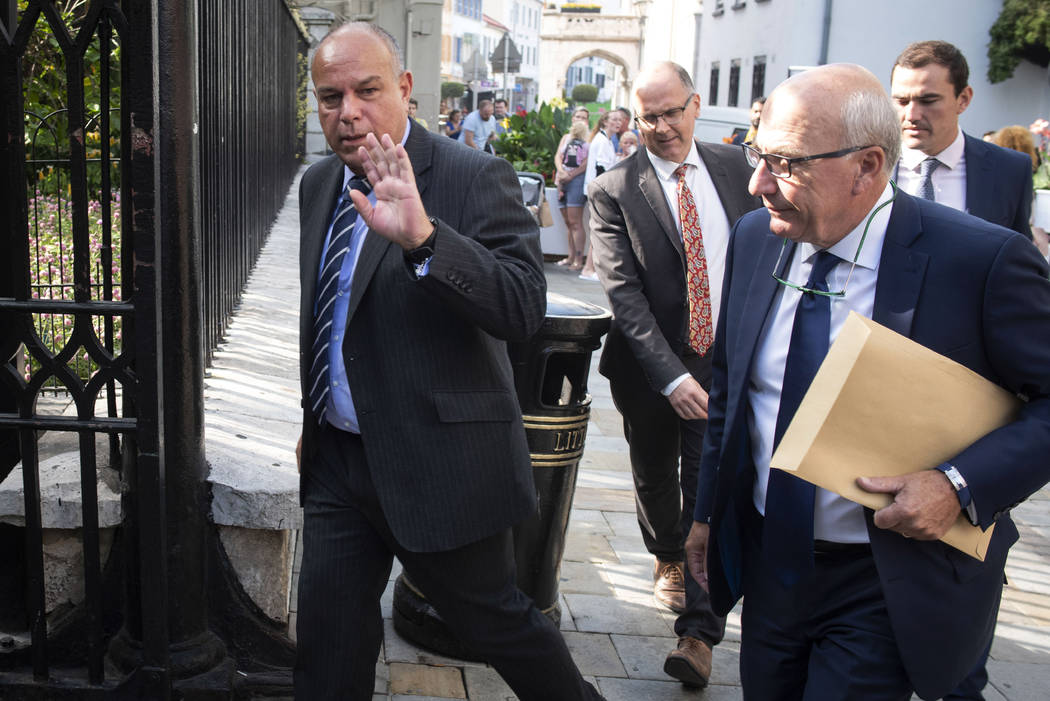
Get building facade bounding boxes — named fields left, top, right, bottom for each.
left=696, top=0, right=1050, bottom=137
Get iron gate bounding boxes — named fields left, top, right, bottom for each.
left=1, top=1, right=307, bottom=697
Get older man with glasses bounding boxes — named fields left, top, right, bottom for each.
left=685, top=62, right=1050, bottom=700
left=588, top=61, right=760, bottom=687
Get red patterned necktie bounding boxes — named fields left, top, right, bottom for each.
left=674, top=164, right=714, bottom=355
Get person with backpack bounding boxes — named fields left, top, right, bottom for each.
left=553, top=108, right=592, bottom=270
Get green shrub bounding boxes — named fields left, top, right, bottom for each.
left=441, top=81, right=467, bottom=100
left=571, top=83, right=599, bottom=103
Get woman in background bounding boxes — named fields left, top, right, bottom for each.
left=618, top=131, right=639, bottom=159
left=992, top=125, right=1046, bottom=259
left=992, top=125, right=1038, bottom=172
left=444, top=109, right=464, bottom=140
left=578, top=111, right=621, bottom=281
left=553, top=111, right=591, bottom=270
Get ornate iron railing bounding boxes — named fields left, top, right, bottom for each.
left=0, top=1, right=307, bottom=696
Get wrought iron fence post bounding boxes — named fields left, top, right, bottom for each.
left=107, top=0, right=229, bottom=690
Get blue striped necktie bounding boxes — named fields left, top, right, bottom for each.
left=308, top=176, right=371, bottom=425
left=763, top=250, right=839, bottom=589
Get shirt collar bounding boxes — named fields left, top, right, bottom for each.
left=341, top=118, right=413, bottom=188
left=648, top=141, right=701, bottom=182
left=899, top=127, right=965, bottom=171
left=800, top=181, right=895, bottom=272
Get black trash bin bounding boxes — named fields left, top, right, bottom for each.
left=393, top=292, right=611, bottom=660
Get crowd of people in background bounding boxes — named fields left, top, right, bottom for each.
left=430, top=97, right=645, bottom=282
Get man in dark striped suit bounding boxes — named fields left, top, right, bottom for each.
left=293, top=22, right=602, bottom=701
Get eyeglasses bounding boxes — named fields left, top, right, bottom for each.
left=771, top=181, right=898, bottom=297
left=742, top=142, right=875, bottom=180
left=635, top=95, right=695, bottom=129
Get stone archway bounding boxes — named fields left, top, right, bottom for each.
left=538, top=10, right=641, bottom=107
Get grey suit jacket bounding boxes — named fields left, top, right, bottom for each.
left=588, top=141, right=761, bottom=391
left=297, top=122, right=546, bottom=552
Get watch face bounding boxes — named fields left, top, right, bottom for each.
left=408, top=247, right=434, bottom=264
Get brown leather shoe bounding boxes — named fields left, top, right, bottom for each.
left=664, top=636, right=712, bottom=688
left=653, top=559, right=686, bottom=613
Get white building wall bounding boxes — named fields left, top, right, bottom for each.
left=824, top=0, right=1050, bottom=136
left=489, top=0, right=544, bottom=110
left=696, top=0, right=1050, bottom=140
left=637, top=0, right=703, bottom=74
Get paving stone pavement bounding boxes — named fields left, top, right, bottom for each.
left=234, top=167, right=1050, bottom=700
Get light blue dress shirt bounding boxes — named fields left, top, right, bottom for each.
left=318, top=120, right=410, bottom=433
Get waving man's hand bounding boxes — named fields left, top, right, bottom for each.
left=349, top=133, right=432, bottom=250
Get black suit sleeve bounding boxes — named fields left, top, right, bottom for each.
left=419, top=152, right=547, bottom=342
left=589, top=175, right=689, bottom=391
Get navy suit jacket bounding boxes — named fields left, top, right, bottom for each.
left=963, top=132, right=1033, bottom=238
left=297, top=122, right=545, bottom=552
left=695, top=190, right=1050, bottom=699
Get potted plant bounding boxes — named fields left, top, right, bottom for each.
left=494, top=100, right=572, bottom=185
left=1029, top=119, right=1050, bottom=229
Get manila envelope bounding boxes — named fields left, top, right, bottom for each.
left=770, top=312, right=1021, bottom=560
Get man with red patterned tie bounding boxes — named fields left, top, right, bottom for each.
left=588, top=61, right=760, bottom=687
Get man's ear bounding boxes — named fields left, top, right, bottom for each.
left=853, top=147, right=887, bottom=195
left=956, top=85, right=973, bottom=115
left=400, top=70, right=414, bottom=105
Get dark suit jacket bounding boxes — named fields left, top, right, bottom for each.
left=963, top=132, right=1033, bottom=237
left=695, top=191, right=1050, bottom=700
left=588, top=141, right=760, bottom=391
left=298, top=122, right=546, bottom=552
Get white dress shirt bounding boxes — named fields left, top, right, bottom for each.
left=585, top=130, right=617, bottom=186
left=648, top=142, right=732, bottom=395
left=748, top=182, right=895, bottom=543
left=897, top=128, right=967, bottom=212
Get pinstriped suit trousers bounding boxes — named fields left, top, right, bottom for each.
left=293, top=425, right=603, bottom=701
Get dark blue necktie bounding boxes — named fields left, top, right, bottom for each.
left=308, top=177, right=371, bottom=425
left=763, top=250, right=840, bottom=588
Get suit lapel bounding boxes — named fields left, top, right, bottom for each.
left=344, top=122, right=432, bottom=322
left=636, top=146, right=685, bottom=259
left=963, top=132, right=992, bottom=220
left=300, top=157, right=346, bottom=335
left=697, top=140, right=751, bottom=222
left=873, top=191, right=927, bottom=337
left=735, top=232, right=790, bottom=391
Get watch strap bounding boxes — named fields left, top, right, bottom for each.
left=936, top=463, right=977, bottom=525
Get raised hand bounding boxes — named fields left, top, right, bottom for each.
left=349, top=132, right=432, bottom=250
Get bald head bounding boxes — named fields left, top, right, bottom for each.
left=631, top=61, right=699, bottom=163
left=750, top=64, right=896, bottom=248
left=764, top=64, right=899, bottom=175
left=633, top=62, right=694, bottom=104
left=314, top=22, right=404, bottom=79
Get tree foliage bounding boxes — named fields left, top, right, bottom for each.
left=988, top=0, right=1050, bottom=84
left=441, top=81, right=466, bottom=100
left=20, top=0, right=122, bottom=194
left=571, top=83, right=599, bottom=103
